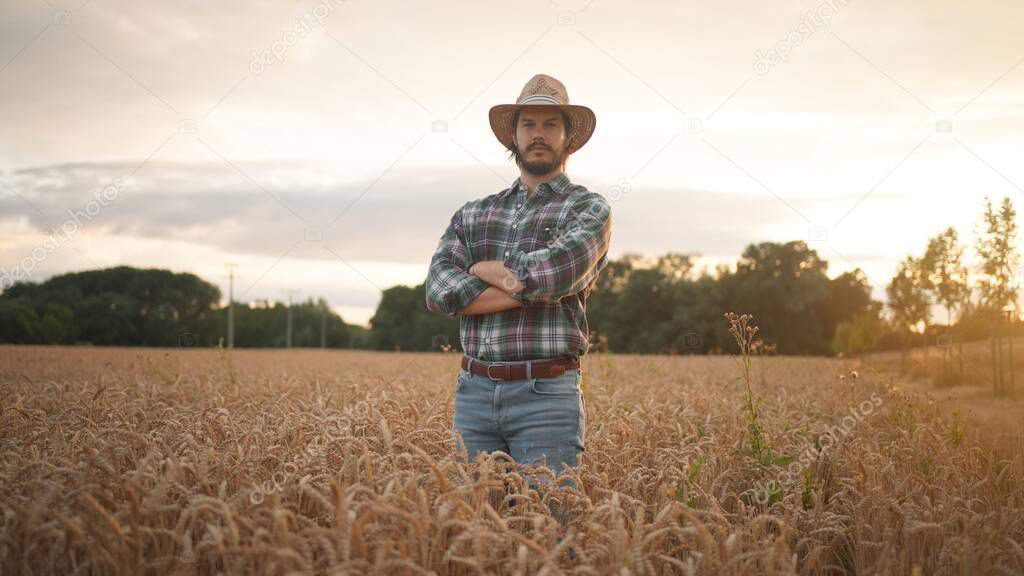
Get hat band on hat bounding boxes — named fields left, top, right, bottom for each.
left=519, top=94, right=562, bottom=105
left=489, top=74, right=595, bottom=153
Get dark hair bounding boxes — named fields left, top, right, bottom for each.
left=505, top=108, right=574, bottom=170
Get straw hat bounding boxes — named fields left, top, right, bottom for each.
left=488, top=74, right=596, bottom=154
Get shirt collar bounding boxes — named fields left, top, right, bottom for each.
left=506, top=172, right=572, bottom=198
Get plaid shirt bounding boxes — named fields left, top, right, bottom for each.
left=425, top=172, right=612, bottom=362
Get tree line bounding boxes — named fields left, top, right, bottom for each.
left=372, top=240, right=878, bottom=356
left=0, top=266, right=363, bottom=348
left=3, top=195, right=1019, bottom=358
left=882, top=196, right=1021, bottom=392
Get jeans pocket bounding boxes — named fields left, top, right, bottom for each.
left=530, top=369, right=581, bottom=396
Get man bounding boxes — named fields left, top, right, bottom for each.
left=424, top=73, right=611, bottom=526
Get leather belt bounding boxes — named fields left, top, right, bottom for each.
left=461, top=355, right=580, bottom=381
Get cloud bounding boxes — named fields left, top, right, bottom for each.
left=4, top=0, right=1022, bottom=313
left=0, top=159, right=818, bottom=268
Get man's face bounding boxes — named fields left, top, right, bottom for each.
left=513, top=106, right=569, bottom=176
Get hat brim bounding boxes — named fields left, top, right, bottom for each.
left=488, top=103, right=596, bottom=154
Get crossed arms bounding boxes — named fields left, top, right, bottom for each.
left=424, top=194, right=612, bottom=317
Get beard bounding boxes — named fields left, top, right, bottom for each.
left=515, top=142, right=567, bottom=175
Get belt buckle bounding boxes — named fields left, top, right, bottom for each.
left=486, top=363, right=511, bottom=381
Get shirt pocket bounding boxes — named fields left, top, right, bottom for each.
left=518, top=211, right=567, bottom=253
left=516, top=223, right=551, bottom=253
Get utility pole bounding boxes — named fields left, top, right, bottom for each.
left=320, top=303, right=327, bottom=349
left=225, top=262, right=238, bottom=349
left=281, top=288, right=300, bottom=348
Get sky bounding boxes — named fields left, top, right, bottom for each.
left=1, top=0, right=1023, bottom=326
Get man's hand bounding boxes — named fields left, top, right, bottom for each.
left=457, top=287, right=523, bottom=315
left=469, top=260, right=524, bottom=294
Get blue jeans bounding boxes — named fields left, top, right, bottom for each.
left=451, top=362, right=586, bottom=521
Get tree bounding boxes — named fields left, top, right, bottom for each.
left=921, top=227, right=970, bottom=380
left=821, top=269, right=873, bottom=351
left=723, top=241, right=831, bottom=354
left=372, top=283, right=459, bottom=352
left=922, top=227, right=970, bottom=326
left=886, top=255, right=931, bottom=369
left=609, top=265, right=677, bottom=353
left=976, top=197, right=1019, bottom=313
left=835, top=301, right=886, bottom=356
left=975, top=196, right=1020, bottom=394
left=586, top=252, right=642, bottom=352
left=0, top=266, right=353, bottom=348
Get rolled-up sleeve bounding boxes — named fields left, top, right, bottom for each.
left=503, top=193, right=611, bottom=304
left=425, top=204, right=489, bottom=316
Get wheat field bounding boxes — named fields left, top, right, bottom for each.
left=1, top=344, right=1022, bottom=575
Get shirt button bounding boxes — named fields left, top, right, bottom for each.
left=512, top=224, right=517, bottom=229
left=504, top=251, right=510, bottom=256
left=517, top=204, right=522, bottom=208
